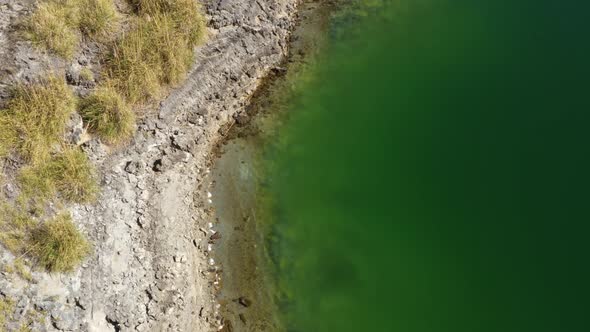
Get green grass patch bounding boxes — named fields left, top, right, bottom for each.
left=80, top=85, right=135, bottom=144
left=28, top=213, right=90, bottom=273
left=0, top=76, right=76, bottom=164
left=19, top=148, right=98, bottom=204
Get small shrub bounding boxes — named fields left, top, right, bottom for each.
left=80, top=85, right=135, bottom=143
left=79, top=0, right=120, bottom=40
left=28, top=213, right=90, bottom=272
left=19, top=148, right=98, bottom=204
left=27, top=1, right=80, bottom=58
left=0, top=76, right=76, bottom=164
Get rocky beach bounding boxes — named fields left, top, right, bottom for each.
left=0, top=0, right=300, bottom=330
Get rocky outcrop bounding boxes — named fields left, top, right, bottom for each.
left=0, top=0, right=298, bottom=331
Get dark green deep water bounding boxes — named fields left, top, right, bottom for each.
left=258, top=1, right=590, bottom=331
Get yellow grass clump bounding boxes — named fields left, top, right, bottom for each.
left=19, top=148, right=98, bottom=204
left=0, top=76, right=76, bottom=164
left=27, top=1, right=80, bottom=58
left=28, top=213, right=90, bottom=272
left=105, top=0, right=206, bottom=104
left=80, top=85, right=136, bottom=144
left=13, top=259, right=34, bottom=282
left=79, top=0, right=120, bottom=40
left=0, top=297, right=15, bottom=329
left=27, top=0, right=120, bottom=58
left=0, top=203, right=35, bottom=254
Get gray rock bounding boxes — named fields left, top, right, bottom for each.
left=51, top=309, right=77, bottom=331
left=65, top=112, right=85, bottom=145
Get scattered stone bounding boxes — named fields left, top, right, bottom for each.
left=238, top=297, right=252, bottom=308
left=152, top=159, right=164, bottom=172
left=51, top=310, right=77, bottom=331
left=75, top=297, right=87, bottom=310
left=2, top=183, right=16, bottom=199
left=234, top=112, right=250, bottom=125
left=173, top=255, right=187, bottom=263
left=65, top=112, right=85, bottom=145
left=125, top=161, right=139, bottom=174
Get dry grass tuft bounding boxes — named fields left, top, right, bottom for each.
left=0, top=203, right=35, bottom=254
left=79, top=67, right=95, bottom=82
left=0, top=296, right=14, bottom=329
left=80, top=85, right=136, bottom=143
left=105, top=0, right=206, bottom=104
left=79, top=0, right=120, bottom=40
left=27, top=0, right=120, bottom=58
left=0, top=76, right=76, bottom=164
left=28, top=213, right=90, bottom=272
left=131, top=0, right=207, bottom=45
left=27, top=1, right=80, bottom=58
left=19, top=148, right=98, bottom=204
left=13, top=259, right=34, bottom=282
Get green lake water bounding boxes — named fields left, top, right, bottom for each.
left=252, top=0, right=590, bottom=331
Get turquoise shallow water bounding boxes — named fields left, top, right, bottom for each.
left=259, top=1, right=590, bottom=331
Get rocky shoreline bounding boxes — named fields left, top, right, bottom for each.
left=201, top=1, right=334, bottom=331
left=0, top=0, right=299, bottom=331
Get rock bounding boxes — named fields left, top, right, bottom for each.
left=51, top=309, right=77, bottom=331
left=75, top=297, right=87, bottom=310
left=173, top=255, right=187, bottom=263
left=65, top=63, right=82, bottom=85
left=65, top=112, right=85, bottom=145
left=238, top=297, right=252, bottom=308
left=210, top=232, right=222, bottom=240
left=2, top=183, right=16, bottom=199
left=234, top=113, right=250, bottom=125
left=152, top=159, right=164, bottom=172
left=171, top=133, right=195, bottom=152
left=125, top=161, right=140, bottom=174
left=78, top=55, right=89, bottom=66
left=167, top=150, right=191, bottom=164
